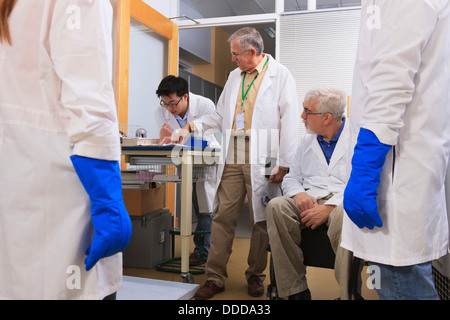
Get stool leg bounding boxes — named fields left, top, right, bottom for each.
left=266, top=245, right=281, bottom=300
left=171, top=233, right=175, bottom=258
left=349, top=257, right=364, bottom=300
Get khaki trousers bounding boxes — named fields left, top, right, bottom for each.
left=266, top=196, right=362, bottom=299
left=205, top=138, right=269, bottom=287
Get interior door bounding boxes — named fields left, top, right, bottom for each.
left=115, top=0, right=179, bottom=216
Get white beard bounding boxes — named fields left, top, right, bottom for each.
left=303, top=121, right=315, bottom=135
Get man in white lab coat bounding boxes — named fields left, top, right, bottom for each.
left=0, top=0, right=130, bottom=299
left=155, top=75, right=217, bottom=265
left=266, top=86, right=358, bottom=300
left=172, top=27, right=299, bottom=299
left=342, top=0, right=450, bottom=300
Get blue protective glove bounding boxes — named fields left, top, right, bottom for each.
left=70, top=155, right=132, bottom=270
left=344, top=128, right=392, bottom=229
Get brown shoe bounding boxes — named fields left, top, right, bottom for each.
left=189, top=252, right=206, bottom=266
left=247, top=275, right=264, bottom=297
left=194, top=280, right=225, bottom=300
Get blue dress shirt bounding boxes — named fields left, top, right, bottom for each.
left=317, top=118, right=345, bottom=165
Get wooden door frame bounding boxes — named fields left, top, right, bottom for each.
left=115, top=0, right=178, bottom=215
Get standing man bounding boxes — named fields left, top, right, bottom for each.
left=172, top=27, right=299, bottom=299
left=342, top=0, right=450, bottom=300
left=155, top=75, right=217, bottom=266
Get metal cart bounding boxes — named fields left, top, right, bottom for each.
left=121, top=144, right=219, bottom=283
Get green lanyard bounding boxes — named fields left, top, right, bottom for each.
left=241, top=57, right=269, bottom=107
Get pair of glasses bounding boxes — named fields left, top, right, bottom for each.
left=231, top=49, right=250, bottom=58
left=303, top=107, right=327, bottom=117
left=160, top=96, right=183, bottom=108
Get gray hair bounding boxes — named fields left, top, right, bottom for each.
left=304, top=86, right=347, bottom=119
left=228, top=27, right=264, bottom=56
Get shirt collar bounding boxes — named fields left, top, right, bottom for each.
left=241, top=54, right=267, bottom=76
left=175, top=112, right=188, bottom=121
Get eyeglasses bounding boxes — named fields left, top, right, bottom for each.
left=160, top=96, right=183, bottom=108
left=303, top=107, right=327, bottom=117
left=231, top=50, right=250, bottom=58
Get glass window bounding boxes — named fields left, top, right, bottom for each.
left=284, top=0, right=361, bottom=12
left=180, top=0, right=276, bottom=19
left=179, top=0, right=361, bottom=19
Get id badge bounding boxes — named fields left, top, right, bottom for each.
left=236, top=113, right=245, bottom=131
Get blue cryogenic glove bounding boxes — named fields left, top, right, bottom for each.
left=70, top=155, right=132, bottom=271
left=344, top=128, right=392, bottom=229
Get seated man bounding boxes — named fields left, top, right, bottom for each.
left=266, top=86, right=360, bottom=300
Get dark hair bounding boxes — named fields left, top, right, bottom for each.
left=156, top=75, right=189, bottom=98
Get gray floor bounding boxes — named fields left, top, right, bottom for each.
left=118, top=276, right=199, bottom=300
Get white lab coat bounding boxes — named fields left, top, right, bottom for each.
left=282, top=120, right=350, bottom=206
left=0, top=0, right=122, bottom=299
left=193, top=54, right=300, bottom=223
left=155, top=92, right=218, bottom=212
left=341, top=0, right=450, bottom=266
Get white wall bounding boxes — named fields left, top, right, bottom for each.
left=279, top=8, right=361, bottom=140
left=125, top=0, right=179, bottom=139
left=127, top=20, right=167, bottom=139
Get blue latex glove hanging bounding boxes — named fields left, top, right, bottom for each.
left=344, top=128, right=392, bottom=229
left=71, top=155, right=132, bottom=271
